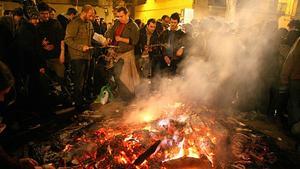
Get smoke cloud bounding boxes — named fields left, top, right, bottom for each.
left=125, top=0, right=280, bottom=123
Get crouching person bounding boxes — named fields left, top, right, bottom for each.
left=0, top=61, right=41, bottom=169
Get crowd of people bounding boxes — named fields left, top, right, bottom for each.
left=0, top=0, right=300, bottom=168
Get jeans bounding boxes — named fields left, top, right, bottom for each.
left=71, top=59, right=89, bottom=106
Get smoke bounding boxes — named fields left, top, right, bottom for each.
left=125, top=0, right=280, bottom=123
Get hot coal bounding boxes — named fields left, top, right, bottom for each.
left=23, top=104, right=285, bottom=168
left=133, top=140, right=161, bottom=165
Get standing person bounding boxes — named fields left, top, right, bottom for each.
left=105, top=7, right=140, bottom=101
left=37, top=2, right=65, bottom=79
left=0, top=61, right=41, bottom=169
left=92, top=15, right=101, bottom=34
left=13, top=6, right=47, bottom=113
left=161, top=15, right=170, bottom=27
left=159, top=12, right=185, bottom=76
left=57, top=7, right=78, bottom=87
left=49, top=7, right=56, bottom=19
left=64, top=5, right=95, bottom=111
left=99, top=18, right=107, bottom=35
left=0, top=7, right=24, bottom=64
left=156, top=15, right=170, bottom=36
left=135, top=18, right=161, bottom=78
left=285, top=19, right=300, bottom=47
left=134, top=19, right=143, bottom=29
left=57, top=8, right=78, bottom=35
left=280, top=37, right=300, bottom=137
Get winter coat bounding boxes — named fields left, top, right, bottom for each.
left=105, top=19, right=139, bottom=53
left=135, top=26, right=161, bottom=59
left=65, top=16, right=94, bottom=60
left=159, top=29, right=185, bottom=59
left=37, top=19, right=64, bottom=60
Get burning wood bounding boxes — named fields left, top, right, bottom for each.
left=26, top=103, right=279, bottom=168
left=230, top=132, right=278, bottom=169
left=162, top=157, right=213, bottom=169
left=133, top=140, right=161, bottom=165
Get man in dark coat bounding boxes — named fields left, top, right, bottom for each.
left=159, top=12, right=185, bottom=75
left=135, top=18, right=161, bottom=78
left=57, top=8, right=78, bottom=36
left=0, top=7, right=24, bottom=64
left=37, top=2, right=65, bottom=79
left=13, top=5, right=48, bottom=113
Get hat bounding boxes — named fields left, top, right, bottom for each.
left=23, top=0, right=39, bottom=19
left=37, top=2, right=50, bottom=12
left=24, top=6, right=39, bottom=19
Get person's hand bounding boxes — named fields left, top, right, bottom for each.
left=176, top=46, right=184, bottom=57
left=106, top=38, right=112, bottom=45
left=39, top=68, right=45, bottom=74
left=142, top=45, right=150, bottom=56
left=164, top=56, right=171, bottom=66
left=59, top=53, right=65, bottom=64
left=42, top=38, right=54, bottom=51
left=83, top=45, right=91, bottom=52
left=42, top=38, right=49, bottom=46
left=40, top=164, right=55, bottom=169
left=43, top=44, right=54, bottom=51
left=144, top=45, right=150, bottom=52
left=0, top=123, right=6, bottom=134
left=115, top=36, right=122, bottom=42
left=19, top=158, right=38, bottom=169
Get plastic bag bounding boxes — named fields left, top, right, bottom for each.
left=95, top=84, right=114, bottom=105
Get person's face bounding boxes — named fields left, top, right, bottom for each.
left=117, top=11, right=129, bottom=24
left=170, top=18, right=178, bottom=31
left=164, top=17, right=170, bottom=24
left=69, top=13, right=76, bottom=20
left=39, top=10, right=49, bottom=22
left=84, top=9, right=95, bottom=21
left=49, top=10, right=55, bottom=19
left=95, top=16, right=100, bottom=23
left=29, top=18, right=39, bottom=26
left=13, top=15, right=22, bottom=23
left=0, top=87, right=11, bottom=102
left=147, top=22, right=156, bottom=33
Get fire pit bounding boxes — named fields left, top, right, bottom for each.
left=28, top=102, right=281, bottom=169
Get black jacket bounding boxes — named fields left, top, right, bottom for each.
left=57, top=14, right=69, bottom=35
left=14, top=21, right=43, bottom=75
left=0, top=16, right=14, bottom=63
left=37, top=19, right=64, bottom=60
left=159, top=29, right=185, bottom=59
left=135, top=26, right=161, bottom=59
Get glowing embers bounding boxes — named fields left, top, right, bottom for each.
left=156, top=118, right=216, bottom=167
left=62, top=104, right=223, bottom=168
